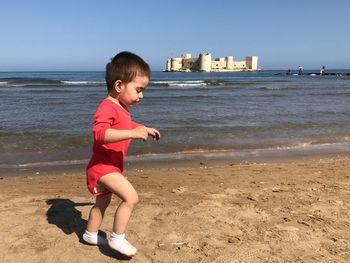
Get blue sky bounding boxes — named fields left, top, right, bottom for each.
left=1, top=0, right=349, bottom=71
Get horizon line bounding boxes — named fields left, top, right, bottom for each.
left=1, top=68, right=350, bottom=73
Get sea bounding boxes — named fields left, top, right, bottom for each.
left=1, top=70, right=349, bottom=173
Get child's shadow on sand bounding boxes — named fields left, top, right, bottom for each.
left=46, top=198, right=131, bottom=260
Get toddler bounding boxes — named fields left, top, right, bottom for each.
left=83, top=51, right=160, bottom=257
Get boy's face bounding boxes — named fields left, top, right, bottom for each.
left=117, top=75, right=149, bottom=107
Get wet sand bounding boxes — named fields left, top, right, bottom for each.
left=1, top=154, right=350, bottom=262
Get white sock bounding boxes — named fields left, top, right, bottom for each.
left=110, top=232, right=125, bottom=240
left=108, top=232, right=137, bottom=256
left=83, top=230, right=107, bottom=245
left=83, top=230, right=98, bottom=244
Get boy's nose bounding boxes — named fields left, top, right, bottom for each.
left=138, top=92, right=143, bottom=99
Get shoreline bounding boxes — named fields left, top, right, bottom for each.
left=1, top=151, right=349, bottom=180
left=1, top=153, right=349, bottom=262
left=1, top=142, right=349, bottom=177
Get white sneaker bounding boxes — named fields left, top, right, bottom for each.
left=83, top=232, right=108, bottom=246
left=108, top=237, right=138, bottom=256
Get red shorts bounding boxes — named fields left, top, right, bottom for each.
left=86, top=163, right=122, bottom=196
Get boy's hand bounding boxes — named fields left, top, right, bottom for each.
left=131, top=126, right=149, bottom=141
left=146, top=127, right=161, bottom=140
left=131, top=126, right=160, bottom=141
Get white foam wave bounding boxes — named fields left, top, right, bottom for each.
left=3, top=84, right=26, bottom=87
left=0, top=159, right=88, bottom=169
left=275, top=141, right=350, bottom=151
left=129, top=142, right=350, bottom=162
left=263, top=87, right=288, bottom=90
left=168, top=83, right=207, bottom=87
left=152, top=80, right=205, bottom=84
left=0, top=81, right=8, bottom=85
left=275, top=142, right=313, bottom=150
left=151, top=80, right=208, bottom=87
left=61, top=80, right=104, bottom=85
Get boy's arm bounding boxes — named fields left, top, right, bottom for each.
left=93, top=103, right=148, bottom=144
left=93, top=103, right=159, bottom=143
left=104, top=126, right=160, bottom=143
left=104, top=126, right=148, bottom=143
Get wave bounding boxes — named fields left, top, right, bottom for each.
left=168, top=83, right=207, bottom=87
left=317, top=92, right=350, bottom=96
left=150, top=79, right=284, bottom=88
left=0, top=77, right=105, bottom=87
left=61, top=80, right=105, bottom=85
left=151, top=80, right=207, bottom=87
left=0, top=76, right=286, bottom=88
left=259, top=86, right=290, bottom=91
left=1, top=141, right=349, bottom=170
left=0, top=159, right=88, bottom=169
left=152, top=80, right=205, bottom=84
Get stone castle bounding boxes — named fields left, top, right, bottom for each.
left=165, top=53, right=258, bottom=72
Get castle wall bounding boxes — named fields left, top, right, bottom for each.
left=182, top=58, right=198, bottom=70
left=211, top=60, right=226, bottom=70
left=233, top=61, right=246, bottom=69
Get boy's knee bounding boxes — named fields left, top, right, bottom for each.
left=126, top=192, right=139, bottom=206
left=131, top=193, right=139, bottom=205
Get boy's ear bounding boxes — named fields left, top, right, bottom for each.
left=113, top=80, right=123, bottom=93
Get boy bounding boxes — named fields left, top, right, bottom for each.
left=83, top=51, right=160, bottom=257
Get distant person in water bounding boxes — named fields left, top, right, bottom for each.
left=320, top=66, right=325, bottom=75
left=287, top=69, right=291, bottom=75
left=298, top=66, right=303, bottom=75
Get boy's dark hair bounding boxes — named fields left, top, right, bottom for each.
left=105, top=51, right=150, bottom=92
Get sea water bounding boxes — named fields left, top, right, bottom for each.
left=0, top=70, right=349, bottom=171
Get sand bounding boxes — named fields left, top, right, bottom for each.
left=1, top=154, right=350, bottom=262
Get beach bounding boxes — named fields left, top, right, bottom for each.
left=1, top=154, right=350, bottom=262
left=2, top=0, right=350, bottom=261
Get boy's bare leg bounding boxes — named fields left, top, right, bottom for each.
left=86, top=194, right=112, bottom=232
left=98, top=172, right=139, bottom=256
left=98, top=172, right=139, bottom=234
left=83, top=194, right=112, bottom=245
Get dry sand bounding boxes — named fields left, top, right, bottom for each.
left=1, top=154, right=350, bottom=262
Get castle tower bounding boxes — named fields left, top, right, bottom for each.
left=226, top=56, right=234, bottom=70
left=199, top=53, right=212, bottom=72
left=246, top=56, right=258, bottom=70
left=166, top=59, right=171, bottom=71
left=170, top=57, right=183, bottom=71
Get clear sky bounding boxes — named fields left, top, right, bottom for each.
left=1, top=0, right=349, bottom=71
